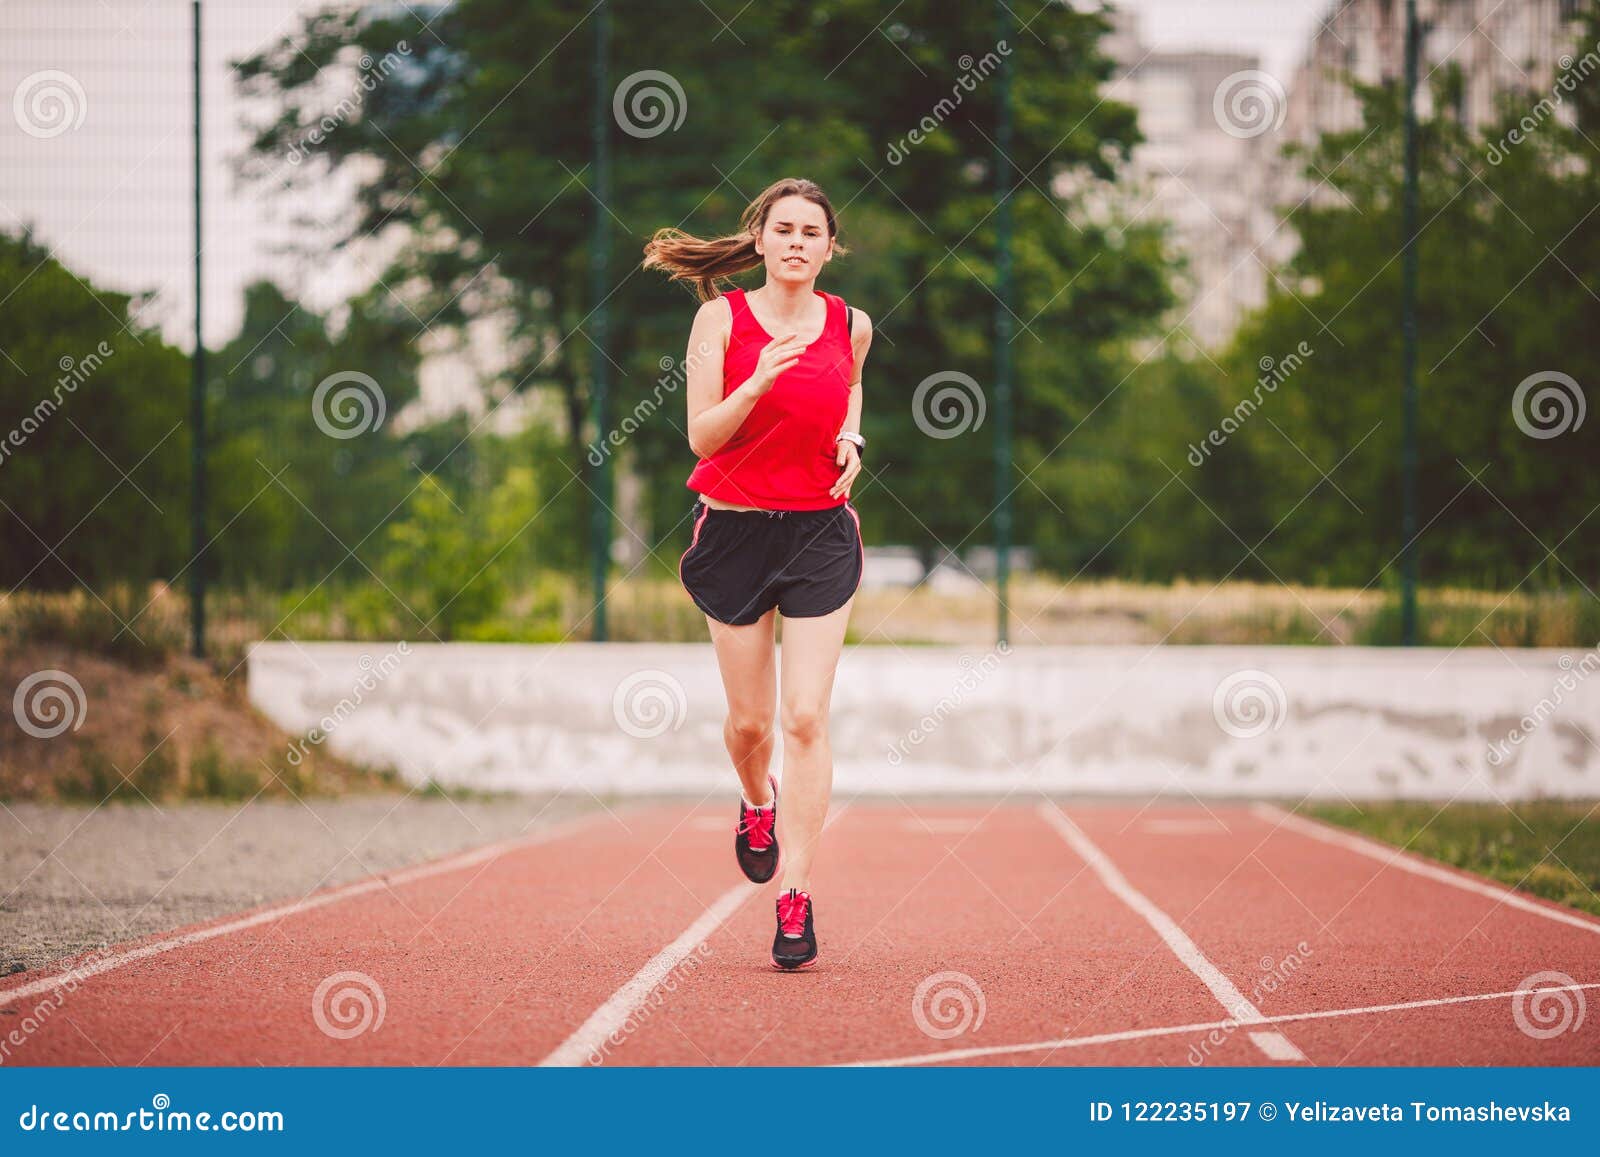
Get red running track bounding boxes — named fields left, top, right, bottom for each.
left=2, top=801, right=1597, bottom=1067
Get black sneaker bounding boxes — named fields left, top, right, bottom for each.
left=735, top=772, right=780, bottom=884
left=771, top=887, right=817, bottom=970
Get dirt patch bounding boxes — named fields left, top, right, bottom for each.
left=1, top=644, right=396, bottom=802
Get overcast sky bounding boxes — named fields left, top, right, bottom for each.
left=1, top=1, right=1333, bottom=350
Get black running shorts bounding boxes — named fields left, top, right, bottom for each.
left=679, top=497, right=864, bottom=626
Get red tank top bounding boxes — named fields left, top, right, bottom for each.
left=684, top=287, right=854, bottom=510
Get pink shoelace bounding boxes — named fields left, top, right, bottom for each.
left=739, top=800, right=775, bottom=851
left=778, top=889, right=810, bottom=937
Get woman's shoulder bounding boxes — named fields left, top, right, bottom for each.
left=826, top=290, right=869, bottom=323
left=692, top=292, right=737, bottom=328
left=841, top=298, right=873, bottom=346
left=690, top=292, right=736, bottom=355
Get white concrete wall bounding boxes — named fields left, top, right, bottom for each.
left=246, top=642, right=1600, bottom=800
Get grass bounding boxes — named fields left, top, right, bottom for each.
left=6, top=576, right=1597, bottom=650
left=417, top=777, right=519, bottom=804
left=222, top=576, right=1600, bottom=648
left=1304, top=801, right=1600, bottom=918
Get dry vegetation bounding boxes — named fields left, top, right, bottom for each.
left=0, top=641, right=397, bottom=803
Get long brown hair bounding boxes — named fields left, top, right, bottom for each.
left=641, top=177, right=849, bottom=303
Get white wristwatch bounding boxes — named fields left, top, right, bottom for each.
left=835, top=431, right=865, bottom=451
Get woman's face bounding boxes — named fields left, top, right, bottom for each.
left=756, top=195, right=833, bottom=283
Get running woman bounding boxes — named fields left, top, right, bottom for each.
left=642, top=177, right=873, bottom=970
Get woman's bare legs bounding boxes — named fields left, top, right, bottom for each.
left=775, top=596, right=854, bottom=893
left=705, top=607, right=778, bottom=807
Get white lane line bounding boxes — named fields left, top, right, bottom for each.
left=538, top=881, right=757, bottom=1066
left=0, top=808, right=614, bottom=1009
left=1251, top=803, right=1600, bottom=936
left=841, top=980, right=1600, bottom=1067
left=1037, top=803, right=1306, bottom=1063
left=1142, top=818, right=1232, bottom=836
left=900, top=817, right=980, bottom=833
left=540, top=799, right=856, bottom=1066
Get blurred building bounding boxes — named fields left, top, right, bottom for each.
left=1283, top=0, right=1585, bottom=143
left=1094, top=1, right=1587, bottom=349
left=1265, top=0, right=1587, bottom=262
left=1097, top=10, right=1280, bottom=350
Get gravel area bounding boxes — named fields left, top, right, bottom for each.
left=0, top=792, right=606, bottom=975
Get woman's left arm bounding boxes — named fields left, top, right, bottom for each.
left=829, top=310, right=873, bottom=500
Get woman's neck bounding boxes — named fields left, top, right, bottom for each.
left=752, top=282, right=816, bottom=322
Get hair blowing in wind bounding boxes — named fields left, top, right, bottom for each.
left=641, top=177, right=850, bottom=302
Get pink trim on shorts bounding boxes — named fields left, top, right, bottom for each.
left=679, top=501, right=711, bottom=586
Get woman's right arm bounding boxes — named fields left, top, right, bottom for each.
left=685, top=298, right=803, bottom=459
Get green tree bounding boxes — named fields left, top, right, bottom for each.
left=209, top=278, right=424, bottom=594
left=1225, top=64, right=1599, bottom=588
left=233, top=0, right=1173, bottom=571
left=0, top=229, right=193, bottom=594
left=374, top=472, right=503, bottom=639
left=1071, top=36, right=1600, bottom=591
left=367, top=452, right=565, bottom=640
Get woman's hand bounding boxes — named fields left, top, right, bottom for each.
left=829, top=438, right=861, bottom=500
left=746, top=331, right=806, bottom=396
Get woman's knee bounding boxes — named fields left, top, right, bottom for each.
left=780, top=703, right=827, bottom=745
left=726, top=712, right=773, bottom=744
